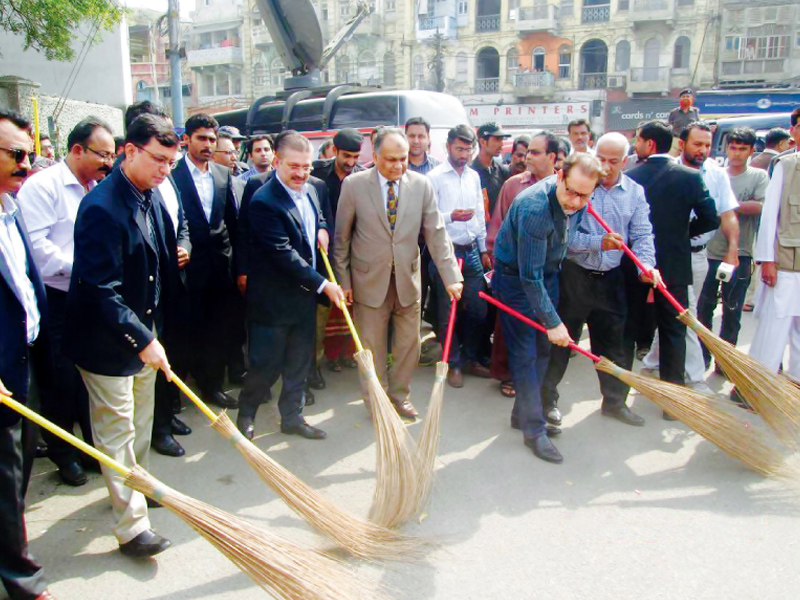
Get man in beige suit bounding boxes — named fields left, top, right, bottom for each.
left=334, top=128, right=463, bottom=419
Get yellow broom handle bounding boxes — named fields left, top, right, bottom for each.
left=0, top=394, right=129, bottom=476
left=169, top=374, right=219, bottom=422
left=319, top=245, right=364, bottom=353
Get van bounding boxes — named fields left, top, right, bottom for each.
left=214, top=87, right=472, bottom=164
left=710, top=113, right=792, bottom=164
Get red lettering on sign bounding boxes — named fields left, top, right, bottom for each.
left=567, top=105, right=574, bottom=114
left=554, top=106, right=560, bottom=114
left=469, top=108, right=479, bottom=116
left=580, top=105, right=588, bottom=113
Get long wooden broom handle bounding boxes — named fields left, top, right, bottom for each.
left=319, top=245, right=365, bottom=353
left=478, top=291, right=601, bottom=363
left=0, top=393, right=129, bottom=476
left=441, top=258, right=464, bottom=364
left=170, top=374, right=219, bottom=422
left=586, top=203, right=687, bottom=315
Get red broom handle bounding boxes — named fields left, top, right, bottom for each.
left=478, top=291, right=601, bottom=363
left=585, top=203, right=686, bottom=315
left=441, top=258, right=464, bottom=363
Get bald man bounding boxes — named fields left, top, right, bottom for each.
left=541, top=137, right=660, bottom=429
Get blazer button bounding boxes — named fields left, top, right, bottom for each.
left=149, top=276, right=154, bottom=282
left=146, top=309, right=152, bottom=315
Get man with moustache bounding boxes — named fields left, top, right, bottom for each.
left=406, top=117, right=441, bottom=176
left=668, top=89, right=701, bottom=139
left=567, top=119, right=594, bottom=155
left=0, top=109, right=57, bottom=600
left=236, top=132, right=344, bottom=441
left=17, top=117, right=115, bottom=486
left=213, top=130, right=246, bottom=209
left=64, top=114, right=180, bottom=557
left=171, top=113, right=240, bottom=409
left=472, top=122, right=512, bottom=218
left=334, top=128, right=463, bottom=420
left=238, top=135, right=274, bottom=182
left=541, top=133, right=658, bottom=429
left=508, top=135, right=532, bottom=176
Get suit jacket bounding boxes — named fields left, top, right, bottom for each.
left=236, top=171, right=332, bottom=279
left=749, top=150, right=777, bottom=172
left=0, top=207, right=51, bottom=427
left=333, top=168, right=461, bottom=308
left=627, top=156, right=720, bottom=287
left=246, top=175, right=328, bottom=326
left=64, top=168, right=179, bottom=377
left=171, top=157, right=237, bottom=292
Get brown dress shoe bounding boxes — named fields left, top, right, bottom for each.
left=466, top=362, right=491, bottom=378
left=393, top=399, right=419, bottom=420
left=447, top=367, right=464, bottom=388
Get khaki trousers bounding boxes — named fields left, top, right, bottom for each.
left=79, top=365, right=156, bottom=544
left=353, top=275, right=420, bottom=405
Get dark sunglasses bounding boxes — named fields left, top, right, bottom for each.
left=0, top=146, right=35, bottom=164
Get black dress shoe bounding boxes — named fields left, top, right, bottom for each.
left=510, top=416, right=561, bottom=436
left=170, top=416, right=192, bottom=436
left=204, top=390, right=239, bottom=410
left=58, top=461, right=87, bottom=486
left=146, top=496, right=162, bottom=509
left=237, top=415, right=255, bottom=441
left=80, top=457, right=102, bottom=473
left=281, top=421, right=327, bottom=440
left=524, top=434, right=563, bottom=464
left=35, top=443, right=49, bottom=459
left=307, top=366, right=326, bottom=390
left=601, top=405, right=645, bottom=427
left=152, top=435, right=185, bottom=457
left=119, top=529, right=171, bottom=557
left=304, top=389, right=316, bottom=406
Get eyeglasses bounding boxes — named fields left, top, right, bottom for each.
left=82, top=145, right=115, bottom=162
left=136, top=145, right=178, bottom=170
left=563, top=181, right=595, bottom=203
left=0, top=147, right=35, bottom=165
left=214, top=149, right=237, bottom=157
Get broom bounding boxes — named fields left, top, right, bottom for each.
left=415, top=258, right=462, bottom=510
left=168, top=376, right=423, bottom=561
left=319, top=246, right=420, bottom=529
left=478, top=292, right=797, bottom=479
left=0, top=394, right=383, bottom=600
left=586, top=203, right=800, bottom=448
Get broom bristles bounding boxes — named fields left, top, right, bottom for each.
left=355, top=349, right=420, bottom=529
left=125, top=466, right=384, bottom=600
left=595, top=358, right=797, bottom=479
left=679, top=311, right=800, bottom=449
left=415, top=361, right=448, bottom=511
left=210, top=413, right=425, bottom=560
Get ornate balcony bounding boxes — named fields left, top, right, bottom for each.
left=581, top=4, right=609, bottom=23
left=416, top=15, right=457, bottom=41
left=579, top=72, right=607, bottom=90
left=186, top=45, right=243, bottom=68
left=630, top=0, right=676, bottom=27
left=475, top=77, right=500, bottom=93
left=516, top=4, right=559, bottom=35
left=513, top=71, right=556, bottom=97
left=476, top=14, right=501, bottom=33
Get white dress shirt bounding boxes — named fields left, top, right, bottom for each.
left=158, top=177, right=180, bottom=235
left=427, top=160, right=487, bottom=252
left=377, top=171, right=400, bottom=210
left=17, top=160, right=93, bottom=292
left=186, top=155, right=215, bottom=222
left=691, top=158, right=739, bottom=247
left=0, top=194, right=41, bottom=343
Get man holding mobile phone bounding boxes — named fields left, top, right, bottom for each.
left=428, top=125, right=492, bottom=388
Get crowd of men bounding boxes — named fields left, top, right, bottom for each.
left=1, top=97, right=799, bottom=598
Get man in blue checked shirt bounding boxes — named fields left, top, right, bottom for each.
left=541, top=133, right=661, bottom=431
left=493, top=153, right=604, bottom=464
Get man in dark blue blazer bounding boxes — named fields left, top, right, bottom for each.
left=64, top=114, right=180, bottom=558
left=236, top=131, right=344, bottom=441
left=170, top=113, right=241, bottom=410
left=0, top=110, right=56, bottom=600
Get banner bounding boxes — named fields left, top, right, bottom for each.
left=466, top=102, right=590, bottom=128
left=607, top=99, right=675, bottom=131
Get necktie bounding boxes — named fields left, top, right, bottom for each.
left=140, top=197, right=161, bottom=309
left=386, top=181, right=398, bottom=232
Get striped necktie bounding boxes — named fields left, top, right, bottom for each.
left=386, top=181, right=398, bottom=231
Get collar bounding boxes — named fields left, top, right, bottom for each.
left=648, top=153, right=676, bottom=161
left=119, top=168, right=152, bottom=205
left=276, top=172, right=308, bottom=202
left=763, top=149, right=779, bottom=156
left=377, top=171, right=400, bottom=189
left=59, top=160, right=91, bottom=190
left=186, top=154, right=211, bottom=177
left=599, top=172, right=630, bottom=192
left=441, top=160, right=473, bottom=177
left=0, top=192, right=19, bottom=217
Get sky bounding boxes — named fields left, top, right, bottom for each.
left=123, top=0, right=193, bottom=19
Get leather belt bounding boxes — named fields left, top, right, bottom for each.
left=691, top=245, right=706, bottom=253
left=453, top=241, right=479, bottom=253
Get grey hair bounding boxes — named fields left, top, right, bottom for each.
left=595, top=132, right=630, bottom=158
left=374, top=127, right=408, bottom=153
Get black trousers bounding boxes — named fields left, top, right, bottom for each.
left=39, top=287, right=93, bottom=468
left=0, top=421, right=47, bottom=600
left=542, top=261, right=631, bottom=408
left=623, top=264, right=689, bottom=386
left=620, top=255, right=657, bottom=352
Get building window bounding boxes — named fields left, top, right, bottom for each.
left=507, top=48, right=520, bottom=81
left=383, top=53, right=396, bottom=85
left=413, top=55, right=425, bottom=88
left=725, top=36, right=741, bottom=53
left=618, top=0, right=629, bottom=10
left=615, top=40, right=630, bottom=72
left=270, top=57, right=286, bottom=87
left=427, top=0, right=435, bottom=15
left=321, top=4, right=329, bottom=20
left=340, top=2, right=351, bottom=18
left=532, top=46, right=545, bottom=72
left=455, top=52, right=468, bottom=82
left=739, top=24, right=790, bottom=60
left=673, top=36, right=690, bottom=69
left=508, top=0, right=519, bottom=19
left=385, top=0, right=396, bottom=11
left=458, top=0, right=468, bottom=15
left=560, top=0, right=574, bottom=18
left=337, top=56, right=351, bottom=82
left=253, top=62, right=267, bottom=88
left=558, top=45, right=572, bottom=78
left=676, top=0, right=693, bottom=5
left=359, top=50, right=379, bottom=83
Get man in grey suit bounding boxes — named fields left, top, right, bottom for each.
left=334, top=128, right=463, bottom=419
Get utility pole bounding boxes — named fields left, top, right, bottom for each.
left=167, top=0, right=183, bottom=123
left=428, top=31, right=445, bottom=93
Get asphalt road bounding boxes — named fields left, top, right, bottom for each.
left=15, top=310, right=800, bottom=600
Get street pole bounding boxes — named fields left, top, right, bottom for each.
left=167, top=0, right=184, bottom=123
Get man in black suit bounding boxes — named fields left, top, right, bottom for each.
left=625, top=120, right=719, bottom=416
left=236, top=131, right=344, bottom=441
left=170, top=113, right=241, bottom=409
left=0, top=109, right=56, bottom=600
left=64, top=114, right=179, bottom=557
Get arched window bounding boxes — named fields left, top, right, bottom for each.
left=532, top=46, right=545, bottom=72
left=413, top=55, right=425, bottom=88
left=359, top=51, right=379, bottom=83
left=674, top=36, right=691, bottom=69
left=507, top=48, right=520, bottom=82
left=270, top=57, right=286, bottom=87
left=253, top=61, right=267, bottom=90
left=615, top=40, right=630, bottom=72
left=383, top=52, right=396, bottom=86
left=455, top=52, right=468, bottom=83
left=337, top=56, right=351, bottom=83
left=558, top=44, right=572, bottom=79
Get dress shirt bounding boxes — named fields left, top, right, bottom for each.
left=17, top=160, right=93, bottom=291
left=408, top=153, right=441, bottom=176
left=158, top=177, right=180, bottom=235
left=487, top=171, right=546, bottom=253
left=377, top=171, right=401, bottom=210
left=275, top=174, right=326, bottom=294
left=238, top=166, right=270, bottom=182
left=691, top=158, right=738, bottom=247
left=186, top=155, right=215, bottom=221
left=427, top=161, right=487, bottom=252
left=568, top=173, right=656, bottom=272
left=0, top=194, right=41, bottom=343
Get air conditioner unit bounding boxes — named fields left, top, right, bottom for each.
left=608, top=76, right=625, bottom=89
